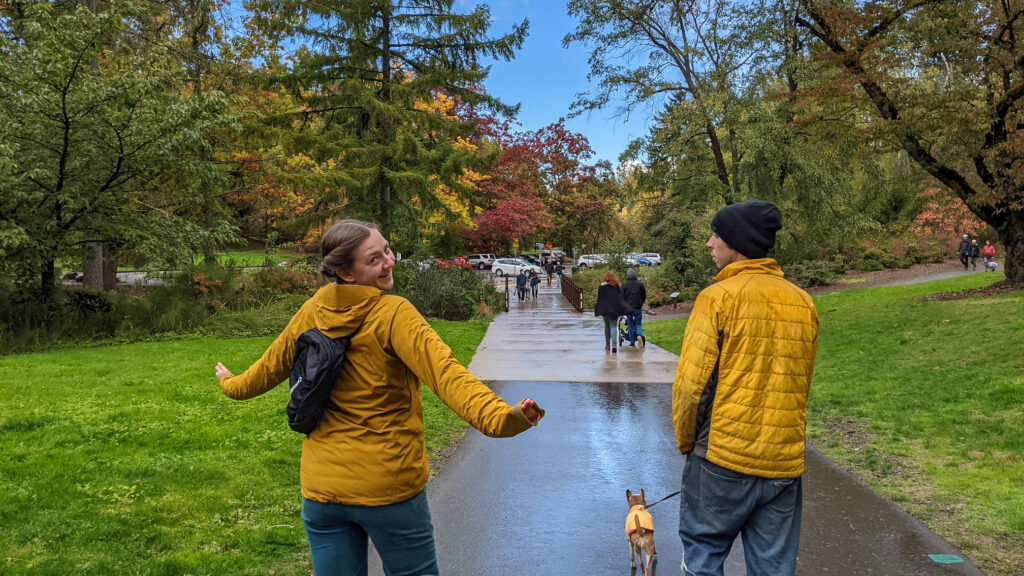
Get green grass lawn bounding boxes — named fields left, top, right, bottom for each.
left=645, top=272, right=1024, bottom=575
left=197, top=249, right=302, bottom=268
left=0, top=319, right=487, bottom=575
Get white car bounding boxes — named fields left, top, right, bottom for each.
left=640, top=252, right=662, bottom=265
left=491, top=258, right=542, bottom=277
left=576, top=254, right=608, bottom=269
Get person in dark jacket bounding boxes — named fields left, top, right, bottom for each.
left=515, top=270, right=528, bottom=302
left=594, top=271, right=635, bottom=353
left=969, top=239, right=980, bottom=270
left=545, top=261, right=556, bottom=286
left=529, top=269, right=541, bottom=298
left=620, top=268, right=647, bottom=348
left=957, top=234, right=971, bottom=270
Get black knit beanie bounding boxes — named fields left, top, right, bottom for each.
left=710, top=200, right=783, bottom=259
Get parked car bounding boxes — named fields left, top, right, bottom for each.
left=576, top=254, right=608, bottom=269
left=539, top=250, right=565, bottom=264
left=520, top=254, right=542, bottom=266
left=436, top=256, right=472, bottom=269
left=491, top=258, right=543, bottom=277
left=399, top=259, right=433, bottom=271
left=466, top=253, right=497, bottom=269
left=627, top=253, right=653, bottom=266
left=640, top=252, right=662, bottom=265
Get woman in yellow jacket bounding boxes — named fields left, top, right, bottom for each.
left=215, top=219, right=544, bottom=576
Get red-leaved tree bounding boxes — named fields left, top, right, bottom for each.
left=910, top=188, right=985, bottom=250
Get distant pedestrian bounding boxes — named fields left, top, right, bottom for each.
left=594, top=271, right=634, bottom=353
left=620, top=268, right=647, bottom=348
left=515, top=270, right=528, bottom=302
left=983, top=241, right=997, bottom=271
left=970, top=239, right=980, bottom=270
left=957, top=234, right=971, bottom=270
left=673, top=200, right=819, bottom=576
left=529, top=270, right=540, bottom=298
left=545, top=261, right=556, bottom=286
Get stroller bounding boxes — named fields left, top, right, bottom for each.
left=616, top=316, right=630, bottom=348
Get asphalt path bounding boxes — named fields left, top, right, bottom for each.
left=365, top=277, right=985, bottom=575
left=367, top=379, right=982, bottom=575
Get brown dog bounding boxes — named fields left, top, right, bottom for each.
left=626, top=489, right=657, bottom=575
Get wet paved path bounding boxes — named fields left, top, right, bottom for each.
left=368, top=283, right=984, bottom=575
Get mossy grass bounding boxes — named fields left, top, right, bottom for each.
left=0, top=319, right=488, bottom=575
left=644, top=272, right=1023, bottom=575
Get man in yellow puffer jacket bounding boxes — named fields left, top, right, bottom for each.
left=673, top=200, right=819, bottom=576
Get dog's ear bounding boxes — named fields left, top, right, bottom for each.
left=641, top=488, right=646, bottom=501
left=626, top=489, right=633, bottom=502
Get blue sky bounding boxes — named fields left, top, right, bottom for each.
left=461, top=0, right=655, bottom=167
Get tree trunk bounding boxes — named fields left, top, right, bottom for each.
left=998, top=211, right=1024, bottom=285
left=83, top=241, right=117, bottom=291
left=379, top=9, right=393, bottom=237
left=40, top=259, right=56, bottom=303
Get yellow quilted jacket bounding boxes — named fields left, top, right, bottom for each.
left=220, top=284, right=534, bottom=506
left=672, top=259, right=819, bottom=478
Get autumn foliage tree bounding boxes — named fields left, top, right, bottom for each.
left=796, top=0, right=1024, bottom=284
left=910, top=188, right=985, bottom=250
left=464, top=117, right=619, bottom=252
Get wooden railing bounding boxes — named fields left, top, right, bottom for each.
left=561, top=275, right=584, bottom=312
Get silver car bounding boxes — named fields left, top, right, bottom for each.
left=640, top=252, right=662, bottom=265
left=466, top=253, right=497, bottom=269
left=575, top=254, right=608, bottom=269
left=491, top=258, right=542, bottom=277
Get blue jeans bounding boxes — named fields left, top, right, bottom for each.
left=602, top=315, right=618, bottom=347
left=302, top=491, right=439, bottom=576
left=625, top=309, right=643, bottom=344
left=679, top=455, right=802, bottom=576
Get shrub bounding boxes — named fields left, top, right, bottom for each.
left=248, top=266, right=319, bottom=299
left=63, top=289, right=123, bottom=338
left=393, top=266, right=489, bottom=321
left=856, top=248, right=897, bottom=272
left=782, top=259, right=845, bottom=288
left=640, top=263, right=694, bottom=306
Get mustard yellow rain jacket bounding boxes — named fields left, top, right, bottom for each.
left=672, top=259, right=819, bottom=478
left=625, top=505, right=654, bottom=534
left=220, top=284, right=534, bottom=506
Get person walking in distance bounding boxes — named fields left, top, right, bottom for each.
left=620, top=268, right=647, bottom=348
left=983, top=240, right=997, bottom=270
left=515, top=269, right=528, bottom=302
left=957, top=234, right=972, bottom=270
left=594, top=271, right=634, bottom=353
left=673, top=200, right=819, bottom=576
left=970, top=239, right=980, bottom=270
left=215, top=220, right=544, bottom=576
left=530, top=269, right=540, bottom=298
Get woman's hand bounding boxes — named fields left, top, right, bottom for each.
left=215, top=362, right=234, bottom=381
left=519, top=398, right=545, bottom=425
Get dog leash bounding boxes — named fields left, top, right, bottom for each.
left=642, top=490, right=681, bottom=510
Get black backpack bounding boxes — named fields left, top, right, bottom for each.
left=287, top=328, right=351, bottom=435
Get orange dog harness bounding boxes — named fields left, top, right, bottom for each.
left=625, top=504, right=654, bottom=534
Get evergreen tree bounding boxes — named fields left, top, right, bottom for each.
left=248, top=0, right=527, bottom=252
